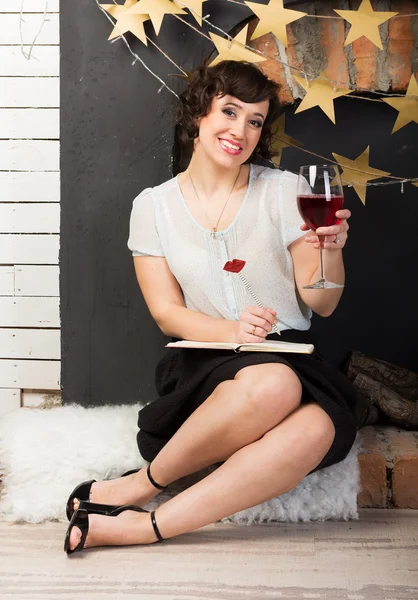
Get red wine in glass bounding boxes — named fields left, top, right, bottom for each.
left=297, top=166, right=345, bottom=289
left=297, top=194, right=344, bottom=232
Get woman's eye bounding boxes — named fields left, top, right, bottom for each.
left=250, top=120, right=263, bottom=128
left=223, top=109, right=235, bottom=117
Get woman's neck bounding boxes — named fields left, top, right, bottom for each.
left=185, top=151, right=245, bottom=199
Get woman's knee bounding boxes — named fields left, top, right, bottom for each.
left=272, top=402, right=336, bottom=453
left=234, top=364, right=302, bottom=421
left=263, top=403, right=336, bottom=472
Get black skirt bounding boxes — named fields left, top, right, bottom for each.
left=137, top=330, right=364, bottom=473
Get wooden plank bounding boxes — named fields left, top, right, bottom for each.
left=0, top=265, right=14, bottom=295
left=0, top=13, right=59, bottom=44
left=0, top=0, right=59, bottom=11
left=15, top=265, right=59, bottom=296
left=0, top=140, right=59, bottom=170
left=0, top=297, right=59, bottom=327
left=0, top=47, right=59, bottom=76
left=0, top=77, right=59, bottom=108
left=0, top=172, right=59, bottom=201
left=0, top=359, right=60, bottom=390
left=0, top=388, right=21, bottom=416
left=0, top=203, right=59, bottom=233
left=0, top=328, right=60, bottom=359
left=0, top=109, right=59, bottom=139
left=0, top=234, right=59, bottom=264
left=22, top=390, right=61, bottom=407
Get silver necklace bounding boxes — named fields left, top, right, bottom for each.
left=188, top=166, right=242, bottom=237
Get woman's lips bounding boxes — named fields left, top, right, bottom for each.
left=218, top=138, right=243, bottom=156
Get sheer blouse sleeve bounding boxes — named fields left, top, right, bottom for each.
left=280, top=172, right=307, bottom=248
left=127, top=188, right=165, bottom=257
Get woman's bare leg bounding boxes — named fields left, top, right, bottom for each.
left=69, top=403, right=336, bottom=550
left=75, top=364, right=302, bottom=509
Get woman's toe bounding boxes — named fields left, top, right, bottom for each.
left=73, top=498, right=80, bottom=511
left=69, top=525, right=82, bottom=551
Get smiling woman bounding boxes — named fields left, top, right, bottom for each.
left=174, top=60, right=281, bottom=171
left=64, top=60, right=365, bottom=556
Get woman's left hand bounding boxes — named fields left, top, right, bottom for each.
left=301, top=209, right=351, bottom=250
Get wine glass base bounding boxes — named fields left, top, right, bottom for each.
left=303, top=279, right=344, bottom=290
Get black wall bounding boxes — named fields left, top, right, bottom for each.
left=60, top=0, right=418, bottom=407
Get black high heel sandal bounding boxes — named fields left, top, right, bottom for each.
left=64, top=506, right=165, bottom=555
left=66, top=464, right=168, bottom=521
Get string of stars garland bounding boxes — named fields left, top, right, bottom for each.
left=96, top=0, right=180, bottom=97
left=95, top=0, right=418, bottom=198
left=174, top=0, right=418, bottom=100
left=101, top=0, right=417, bottom=100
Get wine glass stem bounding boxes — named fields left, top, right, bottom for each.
left=319, top=247, right=325, bottom=281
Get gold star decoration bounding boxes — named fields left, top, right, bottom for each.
left=173, top=0, right=207, bottom=26
left=334, top=0, right=398, bottom=51
left=245, top=0, right=306, bottom=48
left=101, top=0, right=149, bottom=45
left=209, top=24, right=267, bottom=67
left=383, top=75, right=418, bottom=134
left=293, top=71, right=353, bottom=124
left=126, top=0, right=186, bottom=36
left=332, top=146, right=391, bottom=205
left=270, top=114, right=303, bottom=167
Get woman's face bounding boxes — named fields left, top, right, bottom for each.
left=195, top=94, right=270, bottom=167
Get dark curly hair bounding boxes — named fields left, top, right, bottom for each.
left=176, top=60, right=281, bottom=166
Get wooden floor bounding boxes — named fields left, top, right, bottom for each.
left=0, top=509, right=417, bottom=600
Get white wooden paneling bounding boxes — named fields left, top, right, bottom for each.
left=22, top=390, right=61, bottom=407
left=0, top=172, right=60, bottom=201
left=0, top=297, right=59, bottom=327
left=0, top=204, right=59, bottom=233
left=0, top=0, right=61, bottom=396
left=0, top=140, right=59, bottom=170
left=15, top=265, right=59, bottom=296
left=0, top=328, right=60, bottom=359
left=0, top=360, right=60, bottom=390
left=0, top=388, right=21, bottom=416
left=0, top=14, right=59, bottom=45
left=0, top=77, right=59, bottom=108
left=0, top=266, right=14, bottom=295
left=0, top=109, right=59, bottom=139
left=0, top=0, right=59, bottom=11
left=0, top=47, right=59, bottom=76
left=0, top=234, right=59, bottom=264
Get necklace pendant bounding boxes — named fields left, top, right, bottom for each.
left=212, top=228, right=217, bottom=238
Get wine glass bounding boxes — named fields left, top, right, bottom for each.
left=297, top=165, right=344, bottom=289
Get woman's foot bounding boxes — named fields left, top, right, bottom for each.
left=73, top=468, right=165, bottom=512
left=68, top=510, right=158, bottom=552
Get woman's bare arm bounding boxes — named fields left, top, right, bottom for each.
left=133, top=256, right=239, bottom=342
left=133, top=256, right=277, bottom=343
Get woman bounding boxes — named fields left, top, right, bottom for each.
left=64, top=60, right=362, bottom=554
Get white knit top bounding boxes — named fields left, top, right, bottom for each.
left=128, top=164, right=312, bottom=332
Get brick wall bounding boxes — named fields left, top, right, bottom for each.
left=247, top=1, right=418, bottom=100
left=358, top=426, right=418, bottom=509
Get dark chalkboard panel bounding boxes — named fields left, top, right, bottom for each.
left=60, top=1, right=418, bottom=407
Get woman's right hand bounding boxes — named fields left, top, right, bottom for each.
left=234, top=306, right=278, bottom=344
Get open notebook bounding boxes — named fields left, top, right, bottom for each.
left=166, top=340, right=314, bottom=354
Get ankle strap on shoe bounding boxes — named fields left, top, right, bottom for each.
left=150, top=511, right=166, bottom=543
left=147, top=464, right=167, bottom=491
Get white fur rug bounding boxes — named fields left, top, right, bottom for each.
left=0, top=405, right=361, bottom=524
